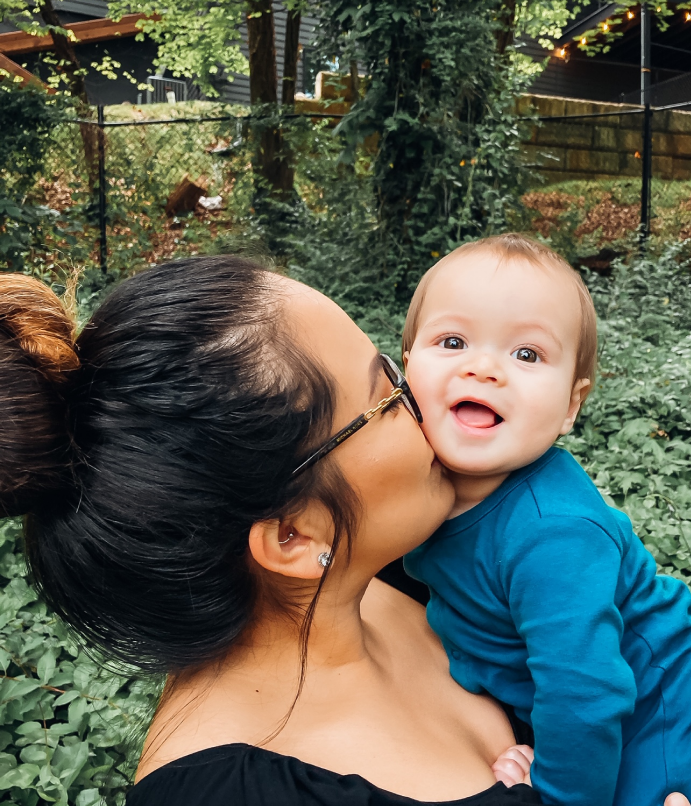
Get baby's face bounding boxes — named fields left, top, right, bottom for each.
left=405, top=250, right=588, bottom=478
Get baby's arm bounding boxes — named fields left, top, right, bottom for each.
left=502, top=516, right=637, bottom=806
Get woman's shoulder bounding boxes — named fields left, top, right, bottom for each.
left=127, top=743, right=543, bottom=806
left=135, top=577, right=436, bottom=783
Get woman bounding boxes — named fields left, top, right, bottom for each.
left=0, top=258, right=687, bottom=806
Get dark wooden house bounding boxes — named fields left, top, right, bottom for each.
left=0, top=0, right=319, bottom=105
left=524, top=2, right=691, bottom=106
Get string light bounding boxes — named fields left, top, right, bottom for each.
left=557, top=47, right=567, bottom=58
left=627, top=10, right=635, bottom=18
left=581, top=36, right=587, bottom=44
left=686, top=11, right=691, bottom=21
left=603, top=22, right=610, bottom=31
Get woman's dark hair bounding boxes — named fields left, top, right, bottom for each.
left=0, top=257, right=358, bottom=674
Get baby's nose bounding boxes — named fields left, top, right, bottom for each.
left=463, top=354, right=506, bottom=385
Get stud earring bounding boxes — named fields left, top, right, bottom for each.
left=278, top=531, right=295, bottom=545
left=317, top=552, right=331, bottom=568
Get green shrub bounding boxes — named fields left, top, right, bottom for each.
left=0, top=520, right=159, bottom=806
left=314, top=0, right=532, bottom=306
left=560, top=243, right=691, bottom=583
left=0, top=80, right=67, bottom=272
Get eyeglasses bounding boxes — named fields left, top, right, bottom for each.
left=291, top=354, right=423, bottom=478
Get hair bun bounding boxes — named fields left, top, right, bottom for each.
left=0, top=275, right=78, bottom=517
left=0, top=275, right=79, bottom=382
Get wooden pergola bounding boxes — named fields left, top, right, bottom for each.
left=0, top=13, right=150, bottom=88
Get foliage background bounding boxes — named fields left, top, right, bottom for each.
left=2, top=2, right=691, bottom=803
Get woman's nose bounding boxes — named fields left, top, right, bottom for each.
left=462, top=353, right=507, bottom=385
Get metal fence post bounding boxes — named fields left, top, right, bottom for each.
left=640, top=3, right=653, bottom=244
left=97, top=104, right=108, bottom=273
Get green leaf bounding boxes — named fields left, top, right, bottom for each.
left=76, top=789, right=103, bottom=806
left=51, top=741, right=89, bottom=788
left=0, top=762, right=40, bottom=790
left=20, top=744, right=52, bottom=765
left=37, top=649, right=57, bottom=684
left=53, top=690, right=81, bottom=707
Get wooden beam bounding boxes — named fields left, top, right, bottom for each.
left=0, top=51, right=52, bottom=90
left=0, top=13, right=152, bottom=56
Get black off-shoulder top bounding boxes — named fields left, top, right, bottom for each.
left=126, top=560, right=541, bottom=806
left=126, top=742, right=541, bottom=806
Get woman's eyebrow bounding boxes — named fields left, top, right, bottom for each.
left=369, top=353, right=384, bottom=401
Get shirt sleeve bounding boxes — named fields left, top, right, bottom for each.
left=500, top=516, right=637, bottom=806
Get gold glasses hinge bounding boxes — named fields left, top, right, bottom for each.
left=364, top=386, right=404, bottom=421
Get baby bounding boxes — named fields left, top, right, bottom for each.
left=402, top=233, right=691, bottom=806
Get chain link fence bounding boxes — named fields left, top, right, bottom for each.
left=517, top=93, right=691, bottom=268
left=35, top=108, right=257, bottom=275
left=17, top=93, right=691, bottom=280
left=28, top=105, right=347, bottom=276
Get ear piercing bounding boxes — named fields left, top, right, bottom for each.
left=317, top=552, right=332, bottom=568
left=278, top=533, right=331, bottom=568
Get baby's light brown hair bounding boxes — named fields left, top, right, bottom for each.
left=402, top=233, right=597, bottom=399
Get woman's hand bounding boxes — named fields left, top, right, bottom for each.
left=491, top=744, right=533, bottom=787
left=665, top=795, right=690, bottom=806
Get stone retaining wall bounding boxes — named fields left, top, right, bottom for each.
left=297, top=76, right=691, bottom=184
left=520, top=94, right=691, bottom=184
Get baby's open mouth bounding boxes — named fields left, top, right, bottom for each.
left=453, top=401, right=503, bottom=429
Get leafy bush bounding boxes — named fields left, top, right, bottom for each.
left=311, top=0, right=533, bottom=306
left=0, top=80, right=67, bottom=272
left=560, top=242, right=691, bottom=582
left=0, top=520, right=159, bottom=806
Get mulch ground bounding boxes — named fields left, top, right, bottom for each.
left=522, top=191, right=640, bottom=242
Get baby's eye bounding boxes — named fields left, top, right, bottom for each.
left=441, top=336, right=467, bottom=350
left=512, top=347, right=541, bottom=364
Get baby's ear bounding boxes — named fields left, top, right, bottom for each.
left=559, top=378, right=591, bottom=435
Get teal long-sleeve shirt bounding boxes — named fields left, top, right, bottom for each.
left=405, top=447, right=691, bottom=806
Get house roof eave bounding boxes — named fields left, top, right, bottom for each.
left=558, top=3, right=620, bottom=43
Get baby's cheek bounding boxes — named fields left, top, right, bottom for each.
left=421, top=418, right=462, bottom=468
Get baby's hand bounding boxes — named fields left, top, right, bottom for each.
left=491, top=744, right=533, bottom=787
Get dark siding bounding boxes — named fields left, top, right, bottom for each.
left=522, top=40, right=684, bottom=104
left=0, top=0, right=107, bottom=32
left=21, top=35, right=158, bottom=105
left=217, top=2, right=319, bottom=105
left=55, top=0, right=108, bottom=18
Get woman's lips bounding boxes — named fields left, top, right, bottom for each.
left=452, top=401, right=503, bottom=432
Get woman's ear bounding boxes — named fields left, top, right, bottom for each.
left=248, top=505, right=334, bottom=580
left=559, top=378, right=591, bottom=435
left=403, top=350, right=410, bottom=369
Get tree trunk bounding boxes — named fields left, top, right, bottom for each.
left=38, top=0, right=88, bottom=104
left=37, top=0, right=98, bottom=189
left=247, top=0, right=278, bottom=105
left=495, top=0, right=517, bottom=56
left=349, top=60, right=360, bottom=102
left=281, top=9, right=301, bottom=106
left=246, top=0, right=293, bottom=199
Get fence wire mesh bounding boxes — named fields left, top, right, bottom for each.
left=11, top=97, right=691, bottom=279
left=517, top=97, right=691, bottom=267
left=33, top=109, right=257, bottom=274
